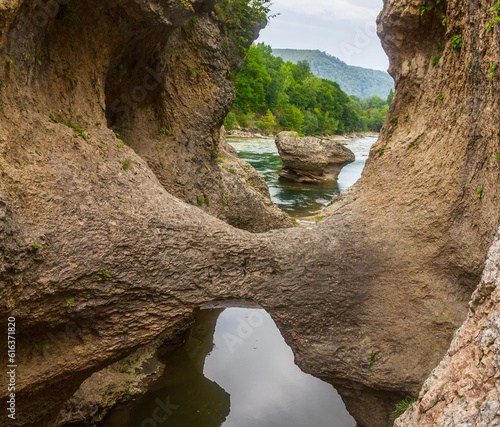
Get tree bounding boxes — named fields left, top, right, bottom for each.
left=234, top=45, right=271, bottom=114
left=224, top=112, right=239, bottom=130
left=302, top=110, right=319, bottom=135
left=386, top=89, right=394, bottom=105
left=229, top=42, right=389, bottom=135
left=292, top=60, right=312, bottom=82
left=279, top=104, right=304, bottom=131
left=255, top=109, right=278, bottom=134
left=265, top=63, right=292, bottom=111
left=362, top=96, right=387, bottom=110
left=367, top=106, right=389, bottom=131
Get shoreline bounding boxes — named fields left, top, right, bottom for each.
left=227, top=129, right=379, bottom=143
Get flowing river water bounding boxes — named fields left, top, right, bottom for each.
left=100, top=136, right=376, bottom=427
left=228, top=135, right=377, bottom=217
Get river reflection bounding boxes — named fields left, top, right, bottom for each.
left=228, top=136, right=376, bottom=217
left=100, top=310, right=230, bottom=427
left=205, top=308, right=355, bottom=427
left=100, top=308, right=355, bottom=427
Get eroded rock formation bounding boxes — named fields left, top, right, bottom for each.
left=275, top=131, right=355, bottom=183
left=216, top=130, right=292, bottom=232
left=0, top=0, right=500, bottom=426
left=55, top=309, right=227, bottom=425
left=394, top=229, right=500, bottom=426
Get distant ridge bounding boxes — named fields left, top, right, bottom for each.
left=272, top=49, right=394, bottom=100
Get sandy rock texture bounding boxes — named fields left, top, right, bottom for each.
left=216, top=129, right=291, bottom=232
left=275, top=131, right=355, bottom=182
left=0, top=0, right=500, bottom=426
left=395, top=229, right=500, bottom=426
left=54, top=337, right=168, bottom=426
left=54, top=309, right=224, bottom=425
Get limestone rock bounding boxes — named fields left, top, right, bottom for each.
left=1, top=0, right=500, bottom=426
left=275, top=131, right=355, bottom=182
left=215, top=130, right=294, bottom=232
left=394, top=229, right=500, bottom=426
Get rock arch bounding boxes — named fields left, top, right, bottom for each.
left=0, top=0, right=499, bottom=426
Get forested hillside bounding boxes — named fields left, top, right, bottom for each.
left=226, top=43, right=392, bottom=135
left=273, top=49, right=394, bottom=99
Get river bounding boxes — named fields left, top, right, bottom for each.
left=227, top=135, right=376, bottom=217
left=101, top=308, right=356, bottom=427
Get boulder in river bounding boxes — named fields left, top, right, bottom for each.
left=275, top=132, right=355, bottom=183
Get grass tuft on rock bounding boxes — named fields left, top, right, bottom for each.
left=389, top=397, right=417, bottom=421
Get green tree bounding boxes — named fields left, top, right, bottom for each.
left=255, top=109, right=278, bottom=134
left=234, top=45, right=271, bottom=113
left=367, top=106, right=389, bottom=131
left=362, top=96, right=386, bottom=110
left=228, top=42, right=389, bottom=135
left=279, top=104, right=304, bottom=131
left=224, top=111, right=239, bottom=130
left=302, top=110, right=319, bottom=135
left=386, top=89, right=394, bottom=105
left=215, top=0, right=273, bottom=53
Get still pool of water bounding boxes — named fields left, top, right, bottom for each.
left=228, top=136, right=376, bottom=217
left=100, top=308, right=356, bottom=427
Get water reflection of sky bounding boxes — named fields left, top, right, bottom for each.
left=228, top=136, right=376, bottom=217
left=99, top=308, right=356, bottom=427
left=204, top=308, right=356, bottom=427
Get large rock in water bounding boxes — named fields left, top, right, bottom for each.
left=275, top=131, right=355, bottom=182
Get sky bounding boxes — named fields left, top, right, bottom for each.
left=257, top=0, right=389, bottom=71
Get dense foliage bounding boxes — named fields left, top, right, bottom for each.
left=214, top=0, right=273, bottom=54
left=226, top=43, right=393, bottom=135
left=349, top=93, right=392, bottom=134
left=272, top=49, right=394, bottom=99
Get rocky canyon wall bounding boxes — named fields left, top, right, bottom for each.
left=0, top=0, right=499, bottom=426
left=394, top=228, right=500, bottom=426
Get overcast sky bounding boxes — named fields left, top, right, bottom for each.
left=257, top=0, right=389, bottom=71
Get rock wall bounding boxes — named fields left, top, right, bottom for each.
left=394, top=228, right=500, bottom=426
left=0, top=0, right=499, bottom=426
left=0, top=0, right=291, bottom=234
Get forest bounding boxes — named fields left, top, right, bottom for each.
left=272, top=48, right=394, bottom=100
left=225, top=43, right=393, bottom=136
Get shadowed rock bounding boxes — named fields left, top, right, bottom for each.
left=394, top=229, right=500, bottom=426
left=275, top=132, right=355, bottom=183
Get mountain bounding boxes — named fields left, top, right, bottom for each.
left=272, top=49, right=394, bottom=100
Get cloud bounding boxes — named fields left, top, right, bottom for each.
left=271, top=0, right=380, bottom=23
left=257, top=0, right=389, bottom=71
